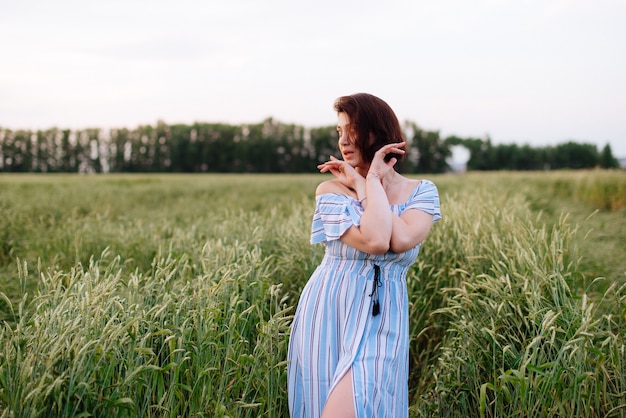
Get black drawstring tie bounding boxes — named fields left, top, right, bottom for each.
left=369, top=264, right=382, bottom=316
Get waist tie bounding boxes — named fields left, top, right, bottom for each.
left=369, top=264, right=382, bottom=316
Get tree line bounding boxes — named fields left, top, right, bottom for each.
left=0, top=119, right=620, bottom=174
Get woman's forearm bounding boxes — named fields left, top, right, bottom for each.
left=358, top=173, right=392, bottom=250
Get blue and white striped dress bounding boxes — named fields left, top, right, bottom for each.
left=288, top=179, right=442, bottom=418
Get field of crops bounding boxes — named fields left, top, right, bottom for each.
left=1, top=170, right=625, bottom=417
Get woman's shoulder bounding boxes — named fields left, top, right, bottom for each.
left=315, top=179, right=353, bottom=197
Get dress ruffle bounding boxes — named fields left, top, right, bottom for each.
left=403, top=180, right=442, bottom=222
left=310, top=194, right=363, bottom=244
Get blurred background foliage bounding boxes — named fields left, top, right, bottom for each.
left=0, top=119, right=620, bottom=174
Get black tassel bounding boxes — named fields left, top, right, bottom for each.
left=372, top=299, right=380, bottom=316
left=370, top=264, right=382, bottom=317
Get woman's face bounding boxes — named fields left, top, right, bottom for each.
left=337, top=112, right=364, bottom=167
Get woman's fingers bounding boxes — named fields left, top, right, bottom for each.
left=367, top=142, right=407, bottom=176
left=318, top=160, right=345, bottom=176
left=372, top=142, right=406, bottom=167
left=376, top=142, right=406, bottom=157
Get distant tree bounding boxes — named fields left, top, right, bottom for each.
left=244, top=118, right=304, bottom=173
left=59, top=129, right=75, bottom=172
left=517, top=144, right=541, bottom=170
left=0, top=129, right=20, bottom=171
left=10, top=130, right=33, bottom=172
left=310, top=126, right=338, bottom=166
left=463, top=137, right=494, bottom=171
left=198, top=122, right=241, bottom=172
left=487, top=143, right=543, bottom=170
left=34, top=130, right=49, bottom=172
left=168, top=124, right=194, bottom=172
left=1, top=122, right=617, bottom=174
left=552, top=141, right=598, bottom=169
left=151, top=121, right=171, bottom=172
left=493, top=143, right=518, bottom=170
left=243, top=121, right=275, bottom=172
left=86, top=129, right=103, bottom=173
left=405, top=122, right=451, bottom=173
left=109, top=128, right=129, bottom=172
left=599, top=143, right=619, bottom=169
left=444, top=135, right=465, bottom=147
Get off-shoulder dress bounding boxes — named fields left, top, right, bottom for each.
left=288, top=179, right=442, bottom=417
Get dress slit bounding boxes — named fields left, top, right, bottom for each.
left=322, top=368, right=356, bottom=417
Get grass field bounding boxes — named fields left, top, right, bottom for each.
left=1, top=170, right=624, bottom=417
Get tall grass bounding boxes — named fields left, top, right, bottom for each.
left=1, top=239, right=292, bottom=416
left=541, top=169, right=626, bottom=212
left=0, top=172, right=624, bottom=417
left=409, top=182, right=625, bottom=416
left=0, top=174, right=318, bottom=417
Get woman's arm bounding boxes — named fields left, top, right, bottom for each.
left=339, top=173, right=392, bottom=254
left=389, top=210, right=434, bottom=253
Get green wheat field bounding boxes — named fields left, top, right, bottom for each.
left=1, top=170, right=625, bottom=417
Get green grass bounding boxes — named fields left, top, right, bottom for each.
left=0, top=171, right=624, bottom=417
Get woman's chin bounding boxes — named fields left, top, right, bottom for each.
left=343, top=156, right=358, bottom=166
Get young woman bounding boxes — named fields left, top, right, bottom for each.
left=288, top=93, right=442, bottom=417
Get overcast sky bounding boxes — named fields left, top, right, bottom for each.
left=1, top=0, right=625, bottom=157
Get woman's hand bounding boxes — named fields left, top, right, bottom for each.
left=317, top=156, right=364, bottom=190
left=367, top=142, right=406, bottom=178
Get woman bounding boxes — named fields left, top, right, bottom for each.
left=288, top=93, right=441, bottom=417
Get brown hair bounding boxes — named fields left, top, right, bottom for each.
left=333, top=93, right=406, bottom=163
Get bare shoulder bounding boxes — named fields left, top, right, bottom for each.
left=315, top=179, right=351, bottom=196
